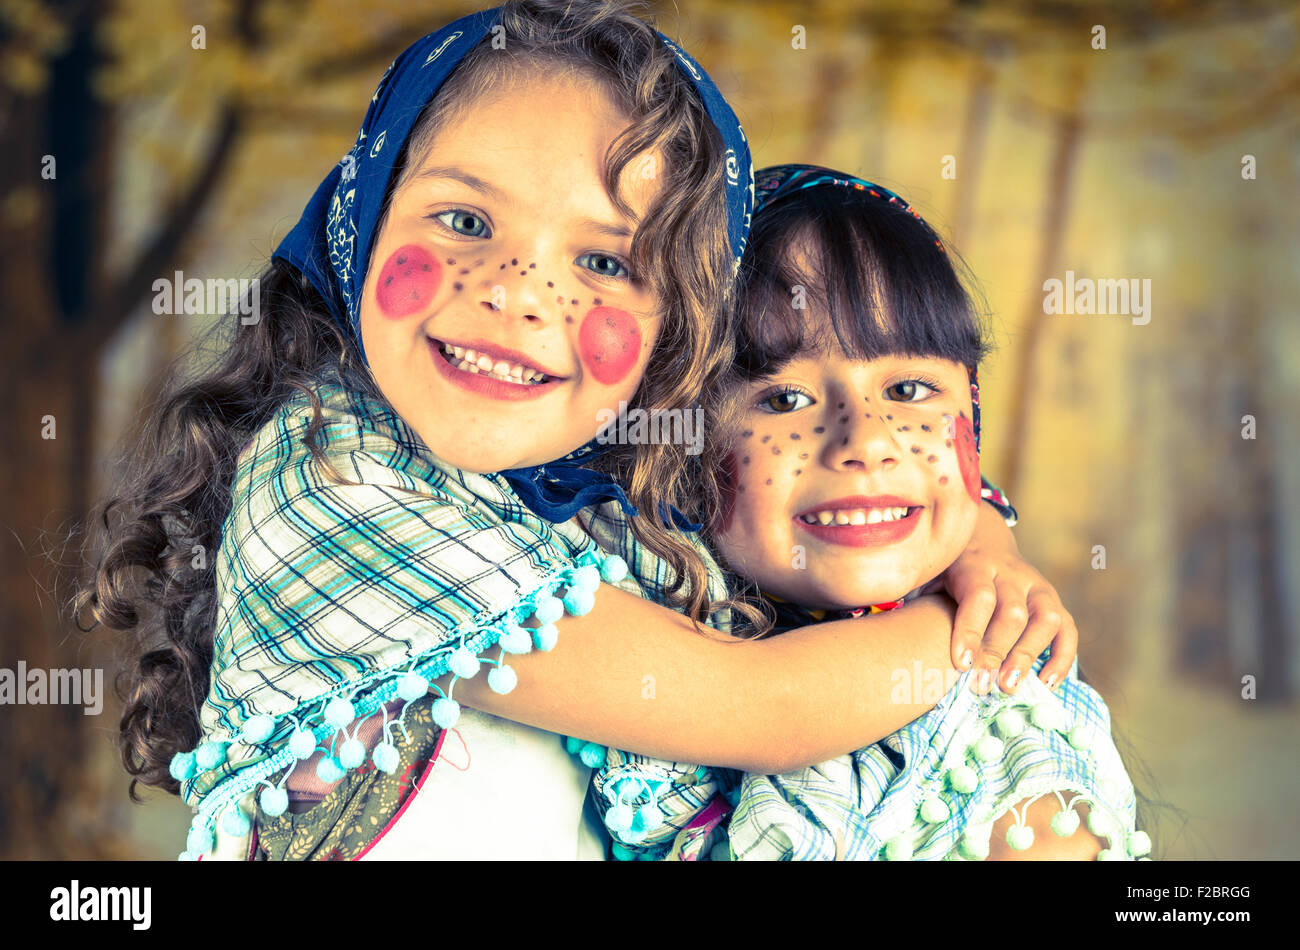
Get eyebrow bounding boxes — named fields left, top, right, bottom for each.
left=409, top=165, right=507, bottom=202
left=576, top=217, right=634, bottom=240
left=410, top=167, right=636, bottom=237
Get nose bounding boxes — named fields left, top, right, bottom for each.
left=820, top=398, right=902, bottom=473
left=475, top=246, right=558, bottom=326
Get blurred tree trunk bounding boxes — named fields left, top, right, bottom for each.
left=0, top=0, right=417, bottom=858
left=0, top=10, right=110, bottom=858
left=950, top=49, right=998, bottom=250
left=1226, top=214, right=1292, bottom=702
left=1000, top=61, right=1087, bottom=499
left=0, top=2, right=245, bottom=858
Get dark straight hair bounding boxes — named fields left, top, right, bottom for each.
left=731, top=183, right=990, bottom=381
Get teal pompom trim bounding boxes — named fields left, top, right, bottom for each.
left=882, top=662, right=1145, bottom=862
left=222, top=804, right=251, bottom=837
left=338, top=738, right=366, bottom=769
left=586, top=771, right=673, bottom=852
left=578, top=741, right=606, bottom=769
left=240, top=715, right=275, bottom=744
left=432, top=697, right=461, bottom=728
left=169, top=751, right=197, bottom=783
left=179, top=545, right=627, bottom=859
left=598, top=555, right=628, bottom=584
left=259, top=786, right=289, bottom=818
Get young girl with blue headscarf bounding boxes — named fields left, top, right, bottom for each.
left=81, top=4, right=1081, bottom=861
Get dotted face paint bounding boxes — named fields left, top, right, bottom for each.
left=578, top=306, right=641, bottom=385
left=376, top=245, right=441, bottom=318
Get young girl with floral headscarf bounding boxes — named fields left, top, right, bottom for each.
left=590, top=166, right=1146, bottom=861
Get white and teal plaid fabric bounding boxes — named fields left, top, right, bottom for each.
left=591, top=651, right=1141, bottom=861
left=724, top=654, right=1141, bottom=860
left=180, top=368, right=693, bottom=855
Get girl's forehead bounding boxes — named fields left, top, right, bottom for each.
left=760, top=340, right=970, bottom=379
left=405, top=73, right=659, bottom=225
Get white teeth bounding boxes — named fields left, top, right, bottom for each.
left=439, top=343, right=549, bottom=384
left=803, top=506, right=915, bottom=526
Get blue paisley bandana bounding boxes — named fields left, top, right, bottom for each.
left=271, top=6, right=754, bottom=524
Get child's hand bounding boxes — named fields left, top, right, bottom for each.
left=921, top=503, right=1078, bottom=695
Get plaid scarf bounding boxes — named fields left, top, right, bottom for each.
left=177, top=371, right=726, bottom=857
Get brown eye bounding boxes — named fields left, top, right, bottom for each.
left=759, top=390, right=813, bottom=414
left=884, top=380, right=938, bottom=402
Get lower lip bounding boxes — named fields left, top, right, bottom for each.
left=794, top=508, right=922, bottom=547
left=427, top=338, right=563, bottom=402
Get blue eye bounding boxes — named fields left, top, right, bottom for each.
left=434, top=210, right=490, bottom=238
left=884, top=379, right=939, bottom=402
left=757, top=388, right=814, bottom=414
left=576, top=253, right=630, bottom=279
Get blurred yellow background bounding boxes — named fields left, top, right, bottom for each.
left=1, top=0, right=1296, bottom=859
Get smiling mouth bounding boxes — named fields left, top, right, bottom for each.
left=797, top=506, right=918, bottom=526
left=431, top=339, right=555, bottom=385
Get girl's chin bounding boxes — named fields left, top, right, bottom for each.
left=825, top=595, right=911, bottom=611
left=418, top=433, right=579, bottom=474
left=790, top=579, right=919, bottom=611
left=426, top=447, right=528, bottom=474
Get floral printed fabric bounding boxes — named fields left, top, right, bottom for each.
left=252, top=694, right=442, bottom=861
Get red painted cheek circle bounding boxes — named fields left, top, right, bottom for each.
left=954, top=412, right=981, bottom=503
left=578, top=306, right=641, bottom=385
left=375, top=245, right=442, bottom=318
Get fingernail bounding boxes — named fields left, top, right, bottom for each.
left=960, top=649, right=973, bottom=670
left=1006, top=669, right=1021, bottom=690
left=975, top=669, right=990, bottom=693
left=1045, top=673, right=1059, bottom=690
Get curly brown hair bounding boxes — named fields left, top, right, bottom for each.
left=73, top=0, right=738, bottom=801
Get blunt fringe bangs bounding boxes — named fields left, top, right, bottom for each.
left=733, top=185, right=989, bottom=381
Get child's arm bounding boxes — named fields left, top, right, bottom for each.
left=938, top=497, right=1079, bottom=696
left=445, top=588, right=963, bottom=775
